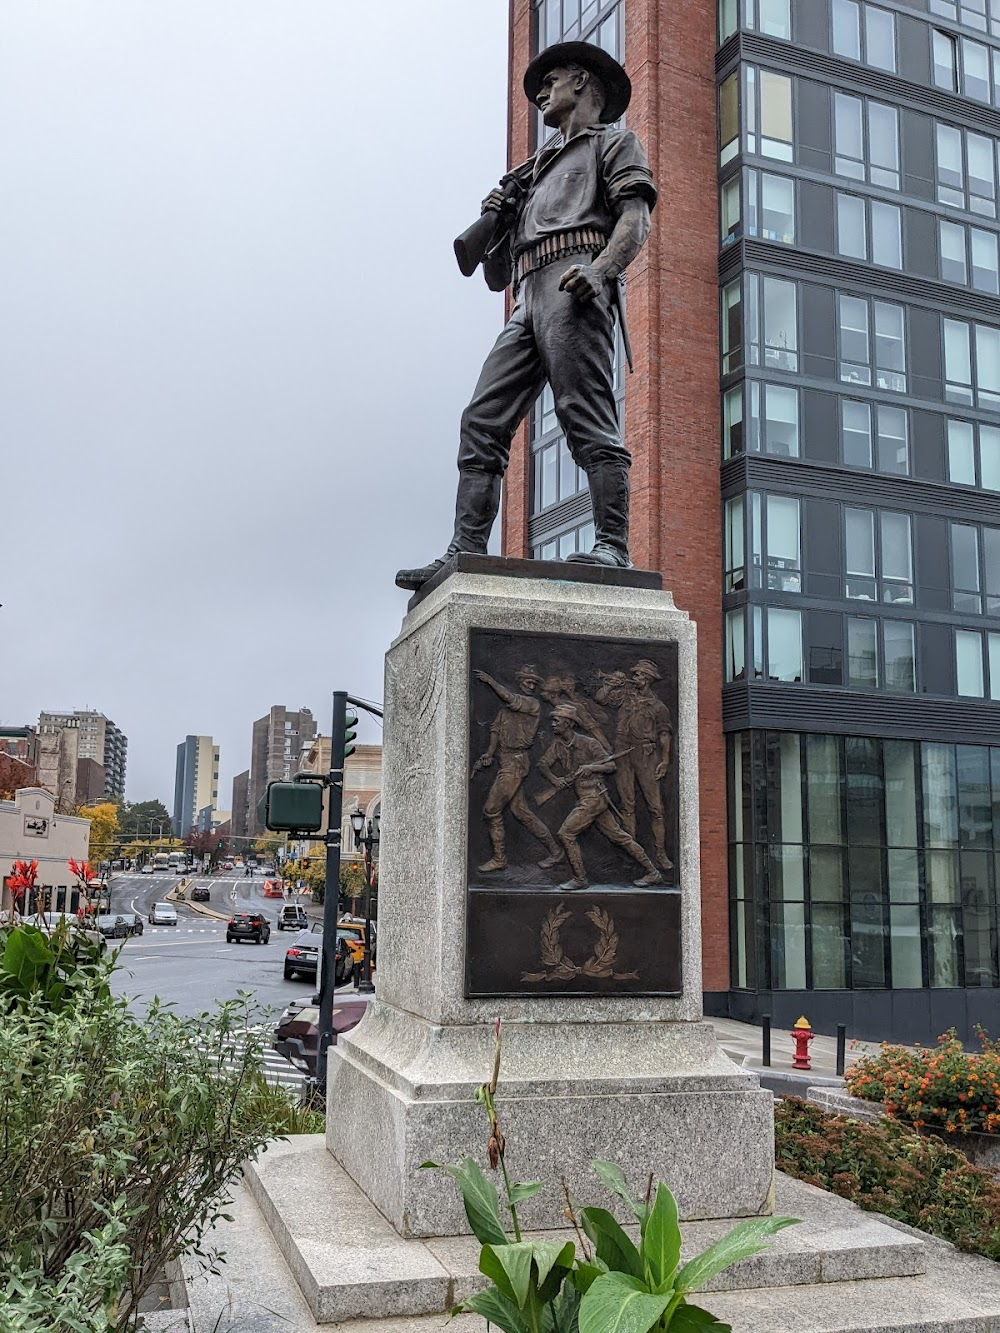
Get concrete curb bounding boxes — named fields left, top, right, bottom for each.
left=164, top=882, right=232, bottom=922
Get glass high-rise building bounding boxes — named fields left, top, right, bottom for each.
left=501, top=0, right=1000, bottom=1042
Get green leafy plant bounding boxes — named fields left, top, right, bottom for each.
left=0, top=920, right=110, bottom=1015
left=426, top=1020, right=798, bottom=1332
left=776, top=1096, right=1000, bottom=1262
left=846, top=1028, right=1000, bottom=1136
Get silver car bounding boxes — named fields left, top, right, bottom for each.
left=148, top=902, right=178, bottom=926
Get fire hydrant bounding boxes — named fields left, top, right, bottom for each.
left=791, top=1016, right=814, bottom=1070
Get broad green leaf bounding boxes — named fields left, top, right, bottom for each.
left=579, top=1272, right=671, bottom=1333
left=546, top=1281, right=582, bottom=1333
left=509, top=1180, right=545, bottom=1205
left=674, top=1216, right=799, bottom=1295
left=481, top=1242, right=534, bottom=1307
left=534, top=1239, right=577, bottom=1304
left=435, top=1156, right=508, bottom=1245
left=644, top=1183, right=681, bottom=1291
left=668, top=1300, right=732, bottom=1331
left=592, top=1159, right=646, bottom=1222
left=459, top=1285, right=529, bottom=1333
left=572, top=1260, right=608, bottom=1294
left=582, top=1207, right=643, bottom=1280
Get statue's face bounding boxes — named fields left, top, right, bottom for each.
left=552, top=716, right=573, bottom=739
left=631, top=667, right=656, bottom=688
left=536, top=66, right=580, bottom=126
left=517, top=674, right=537, bottom=694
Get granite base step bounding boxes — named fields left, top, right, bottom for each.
left=242, top=1137, right=927, bottom=1325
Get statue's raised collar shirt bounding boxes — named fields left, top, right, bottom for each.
left=513, top=124, right=657, bottom=259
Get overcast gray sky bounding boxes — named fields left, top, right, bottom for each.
left=1, top=1, right=510, bottom=805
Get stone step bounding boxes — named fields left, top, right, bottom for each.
left=242, top=1138, right=927, bottom=1325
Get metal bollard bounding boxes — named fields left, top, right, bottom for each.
left=762, top=1013, right=771, bottom=1068
left=836, top=1023, right=847, bottom=1078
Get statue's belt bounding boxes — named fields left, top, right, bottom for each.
left=513, top=228, right=608, bottom=288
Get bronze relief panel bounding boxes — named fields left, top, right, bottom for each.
left=465, top=628, right=681, bottom=998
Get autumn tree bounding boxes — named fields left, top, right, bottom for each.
left=77, top=802, right=120, bottom=871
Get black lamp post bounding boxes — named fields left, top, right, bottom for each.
left=350, top=808, right=379, bottom=994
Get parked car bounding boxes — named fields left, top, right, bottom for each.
left=277, top=904, right=308, bottom=932
left=148, top=902, right=178, bottom=926
left=337, top=917, right=377, bottom=966
left=284, top=929, right=354, bottom=984
left=190, top=885, right=210, bottom=902
left=96, top=914, right=130, bottom=940
left=120, top=912, right=144, bottom=936
left=226, top=912, right=271, bottom=944
left=141, top=864, right=154, bottom=875
left=273, top=997, right=368, bottom=1077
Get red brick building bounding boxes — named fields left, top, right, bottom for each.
left=501, top=0, right=730, bottom=998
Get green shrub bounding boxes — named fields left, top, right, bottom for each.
left=845, top=1029, right=1000, bottom=1135
left=775, top=1097, right=1000, bottom=1260
left=0, top=923, right=300, bottom=1331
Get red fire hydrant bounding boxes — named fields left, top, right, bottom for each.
left=791, top=1016, right=814, bottom=1071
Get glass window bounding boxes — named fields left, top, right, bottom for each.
left=721, top=175, right=741, bottom=243
left=760, top=173, right=795, bottom=243
left=720, top=0, right=738, bottom=41
left=876, top=405, right=908, bottom=474
left=885, top=740, right=919, bottom=847
left=936, top=123, right=965, bottom=209
left=723, top=385, right=743, bottom=457
left=725, top=608, right=746, bottom=681
left=766, top=494, right=801, bottom=591
left=945, top=318, right=974, bottom=404
left=940, top=219, right=968, bottom=284
left=839, top=294, right=871, bottom=384
left=871, top=201, right=901, bottom=268
left=881, top=511, right=913, bottom=602
left=963, top=36, right=991, bottom=100
left=767, top=608, right=803, bottom=680
left=948, top=418, right=977, bottom=484
left=725, top=496, right=745, bottom=591
left=833, top=0, right=861, bottom=58
left=846, top=507, right=876, bottom=600
left=843, top=399, right=873, bottom=468
left=971, top=227, right=999, bottom=293
left=868, top=101, right=899, bottom=189
left=977, top=324, right=1000, bottom=407
left=990, top=632, right=1000, bottom=698
left=933, top=30, right=959, bottom=90
left=762, top=277, right=797, bottom=371
left=720, top=72, right=739, bottom=165
left=957, top=628, right=986, bottom=695
left=835, top=94, right=865, bottom=180
left=848, top=616, right=879, bottom=687
left=884, top=620, right=916, bottom=692
left=874, top=301, right=906, bottom=391
left=865, top=5, right=896, bottom=70
left=721, top=279, right=742, bottom=374
left=806, top=734, right=843, bottom=843
left=764, top=384, right=799, bottom=456
left=837, top=193, right=866, bottom=259
left=952, top=522, right=982, bottom=611
left=967, top=133, right=996, bottom=216
left=759, top=0, right=791, bottom=38
left=983, top=425, right=1000, bottom=488
left=759, top=70, right=793, bottom=161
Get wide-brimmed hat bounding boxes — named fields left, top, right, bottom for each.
left=517, top=664, right=541, bottom=684
left=523, top=41, right=632, bottom=125
left=632, top=659, right=662, bottom=682
left=551, top=703, right=581, bottom=726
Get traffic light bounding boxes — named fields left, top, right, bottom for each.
left=344, top=708, right=358, bottom=760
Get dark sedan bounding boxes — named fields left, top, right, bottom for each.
left=190, top=885, right=210, bottom=902
left=283, top=930, right=354, bottom=985
left=226, top=912, right=270, bottom=944
left=95, top=914, right=130, bottom=941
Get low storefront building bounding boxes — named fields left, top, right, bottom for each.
left=0, top=787, right=91, bottom=915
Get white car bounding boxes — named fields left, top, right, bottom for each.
left=148, top=902, right=178, bottom=926
left=141, top=864, right=154, bottom=874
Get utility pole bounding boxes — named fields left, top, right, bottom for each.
left=316, top=692, right=347, bottom=1089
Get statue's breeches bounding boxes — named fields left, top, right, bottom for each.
left=458, top=260, right=630, bottom=477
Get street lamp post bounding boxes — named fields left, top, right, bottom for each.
left=350, top=809, right=379, bottom=995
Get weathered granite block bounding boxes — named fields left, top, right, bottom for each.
left=327, top=572, right=774, bottom=1235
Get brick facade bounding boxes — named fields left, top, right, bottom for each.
left=500, top=0, right=729, bottom=990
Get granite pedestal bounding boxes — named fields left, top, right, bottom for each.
left=326, top=569, right=773, bottom=1237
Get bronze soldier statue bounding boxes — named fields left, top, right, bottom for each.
left=539, top=672, right=612, bottom=750
left=396, top=41, right=656, bottom=591
left=472, top=666, right=565, bottom=873
left=537, top=704, right=662, bottom=890
left=595, top=659, right=673, bottom=871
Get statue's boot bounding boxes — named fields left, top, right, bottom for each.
left=558, top=841, right=589, bottom=890
left=537, top=834, right=565, bottom=869
left=478, top=816, right=506, bottom=873
left=396, top=469, right=501, bottom=591
left=566, top=460, right=631, bottom=568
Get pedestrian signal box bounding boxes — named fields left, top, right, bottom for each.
left=258, top=781, right=324, bottom=833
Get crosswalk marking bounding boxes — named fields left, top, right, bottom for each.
left=197, top=1024, right=310, bottom=1094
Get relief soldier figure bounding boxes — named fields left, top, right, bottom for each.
left=396, top=41, right=656, bottom=591
left=537, top=704, right=663, bottom=890
left=595, top=659, right=674, bottom=872
left=472, top=666, right=565, bottom=873
left=538, top=672, right=612, bottom=750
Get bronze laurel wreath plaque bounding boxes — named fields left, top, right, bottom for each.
left=521, top=904, right=639, bottom=983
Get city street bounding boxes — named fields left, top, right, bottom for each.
left=109, top=871, right=320, bottom=1019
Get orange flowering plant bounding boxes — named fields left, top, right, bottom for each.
left=846, top=1029, right=1000, bottom=1136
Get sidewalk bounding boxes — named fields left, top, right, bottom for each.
left=707, top=1015, right=884, bottom=1081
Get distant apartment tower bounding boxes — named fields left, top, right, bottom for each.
left=37, top=711, right=127, bottom=801
left=231, top=770, right=250, bottom=843
left=172, top=735, right=220, bottom=838
left=248, top=706, right=317, bottom=835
